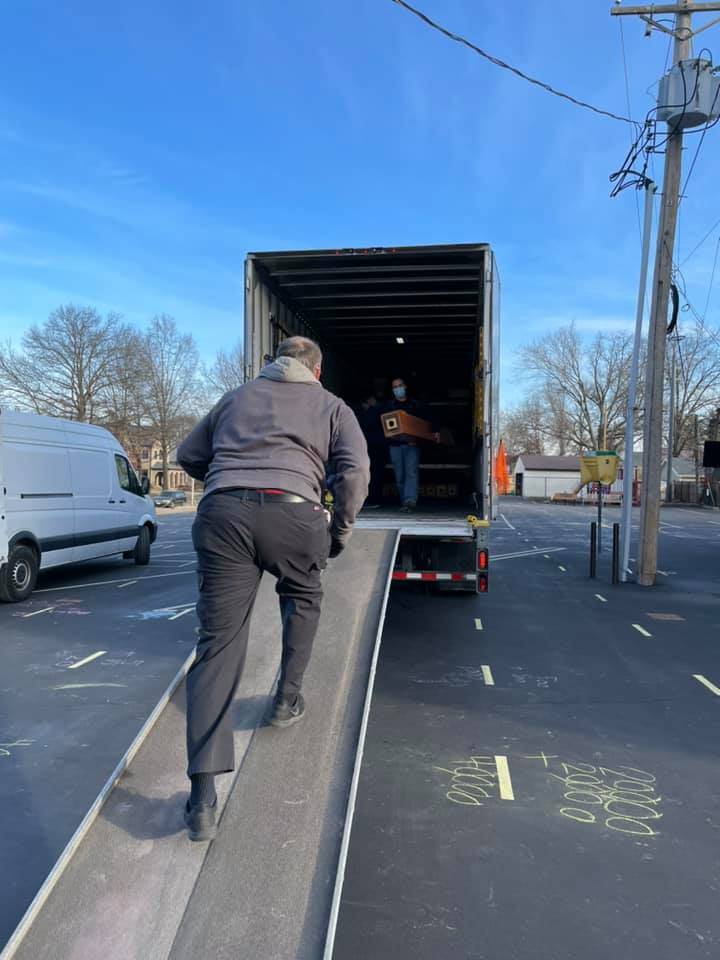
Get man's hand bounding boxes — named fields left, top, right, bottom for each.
left=433, top=432, right=441, bottom=444
left=329, top=538, right=345, bottom=559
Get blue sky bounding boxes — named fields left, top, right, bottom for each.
left=2, top=0, right=719, bottom=406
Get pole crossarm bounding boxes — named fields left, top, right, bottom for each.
left=612, top=3, right=720, bottom=16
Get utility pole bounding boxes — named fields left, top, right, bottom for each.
left=612, top=0, right=720, bottom=585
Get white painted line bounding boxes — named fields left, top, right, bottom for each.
left=693, top=674, right=720, bottom=697
left=481, top=665, right=495, bottom=686
left=495, top=756, right=515, bottom=800
left=475, top=618, right=483, bottom=631
left=53, top=683, right=127, bottom=691
left=632, top=624, right=652, bottom=638
left=22, top=607, right=54, bottom=619
left=657, top=570, right=669, bottom=577
left=544, top=554, right=551, bottom=559
left=35, top=570, right=195, bottom=593
left=117, top=580, right=137, bottom=589
left=595, top=594, right=607, bottom=603
left=500, top=513, right=516, bottom=530
left=168, top=607, right=194, bottom=621
left=558, top=565, right=567, bottom=572
left=493, top=547, right=565, bottom=562
left=68, top=650, right=106, bottom=670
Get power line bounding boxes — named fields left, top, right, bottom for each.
left=680, top=214, right=720, bottom=265
left=672, top=260, right=720, bottom=349
left=680, top=81, right=720, bottom=200
left=702, top=234, right=720, bottom=319
left=390, top=0, right=636, bottom=125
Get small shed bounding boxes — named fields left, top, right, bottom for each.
left=515, top=455, right=581, bottom=499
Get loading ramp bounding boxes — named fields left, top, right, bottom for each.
left=2, top=530, right=397, bottom=960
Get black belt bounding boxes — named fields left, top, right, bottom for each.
left=219, top=487, right=310, bottom=504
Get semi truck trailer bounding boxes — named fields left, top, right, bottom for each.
left=244, top=243, right=500, bottom=592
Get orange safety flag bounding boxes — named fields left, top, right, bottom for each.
left=495, top=439, right=511, bottom=495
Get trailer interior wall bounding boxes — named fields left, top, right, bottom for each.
left=244, top=245, right=498, bottom=517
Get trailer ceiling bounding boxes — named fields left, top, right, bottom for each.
left=248, top=244, right=487, bottom=356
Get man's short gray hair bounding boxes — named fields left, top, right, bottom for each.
left=276, top=336, right=323, bottom=372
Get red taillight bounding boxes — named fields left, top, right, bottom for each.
left=477, top=549, right=488, bottom=570
left=478, top=574, right=488, bottom=593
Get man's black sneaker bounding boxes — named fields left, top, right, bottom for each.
left=269, top=693, right=306, bottom=728
left=184, top=798, right=217, bottom=842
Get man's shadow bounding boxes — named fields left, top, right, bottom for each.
left=101, top=693, right=274, bottom=841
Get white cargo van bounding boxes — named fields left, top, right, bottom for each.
left=0, top=410, right=157, bottom=602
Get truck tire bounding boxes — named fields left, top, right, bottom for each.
left=0, top=545, right=39, bottom=603
left=133, top=526, right=151, bottom=566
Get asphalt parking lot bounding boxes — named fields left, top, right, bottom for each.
left=3, top=500, right=720, bottom=956
left=0, top=512, right=198, bottom=948
left=333, top=500, right=720, bottom=960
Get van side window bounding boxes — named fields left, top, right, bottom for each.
left=128, top=464, right=142, bottom=496
left=115, top=455, right=132, bottom=493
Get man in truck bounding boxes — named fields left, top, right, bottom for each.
left=176, top=336, right=370, bottom=842
left=386, top=377, right=438, bottom=513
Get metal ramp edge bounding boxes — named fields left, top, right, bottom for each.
left=2, top=529, right=398, bottom=960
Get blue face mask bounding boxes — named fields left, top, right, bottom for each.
left=393, top=386, right=407, bottom=400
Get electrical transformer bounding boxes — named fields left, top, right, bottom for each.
left=657, top=58, right=720, bottom=128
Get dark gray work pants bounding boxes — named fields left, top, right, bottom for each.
left=186, top=491, right=330, bottom=776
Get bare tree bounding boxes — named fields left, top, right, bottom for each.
left=520, top=325, right=635, bottom=453
left=101, top=328, right=152, bottom=467
left=143, top=315, right=200, bottom=489
left=667, top=324, right=720, bottom=457
left=502, top=397, right=549, bottom=461
left=0, top=305, right=128, bottom=421
left=204, top=342, right=245, bottom=400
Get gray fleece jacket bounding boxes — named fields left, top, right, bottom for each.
left=176, top=356, right=370, bottom=545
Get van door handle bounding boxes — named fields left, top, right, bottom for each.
left=108, top=499, right=116, bottom=504
left=119, top=499, right=126, bottom=504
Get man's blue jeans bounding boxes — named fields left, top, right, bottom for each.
left=390, top=444, right=420, bottom=506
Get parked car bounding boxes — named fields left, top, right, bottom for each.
left=0, top=410, right=157, bottom=602
left=153, top=490, right=187, bottom=508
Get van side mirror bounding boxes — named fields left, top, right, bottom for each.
left=141, top=476, right=150, bottom=495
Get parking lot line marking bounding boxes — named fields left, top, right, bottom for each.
left=23, top=607, right=54, bottom=618
left=169, top=607, right=194, bottom=621
left=495, top=756, right=514, bottom=800
left=68, top=650, right=106, bottom=670
left=481, top=665, right=495, bottom=686
left=53, top=682, right=127, bottom=691
left=693, top=674, right=720, bottom=696
left=475, top=618, right=483, bottom=631
left=632, top=624, right=652, bottom=638
left=544, top=554, right=551, bottom=559
left=493, top=547, right=565, bottom=561
left=35, top=570, right=195, bottom=593
left=657, top=570, right=669, bottom=576
left=117, top=581, right=137, bottom=589
left=558, top=565, right=567, bottom=572
left=500, top=513, right=516, bottom=530
left=595, top=594, right=607, bottom=602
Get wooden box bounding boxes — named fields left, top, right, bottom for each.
left=381, top=409, right=435, bottom=443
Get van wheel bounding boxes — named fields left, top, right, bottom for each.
left=134, top=526, right=151, bottom=566
left=0, top=545, right=39, bottom=603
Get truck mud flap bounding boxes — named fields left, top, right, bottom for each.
left=2, top=530, right=399, bottom=960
